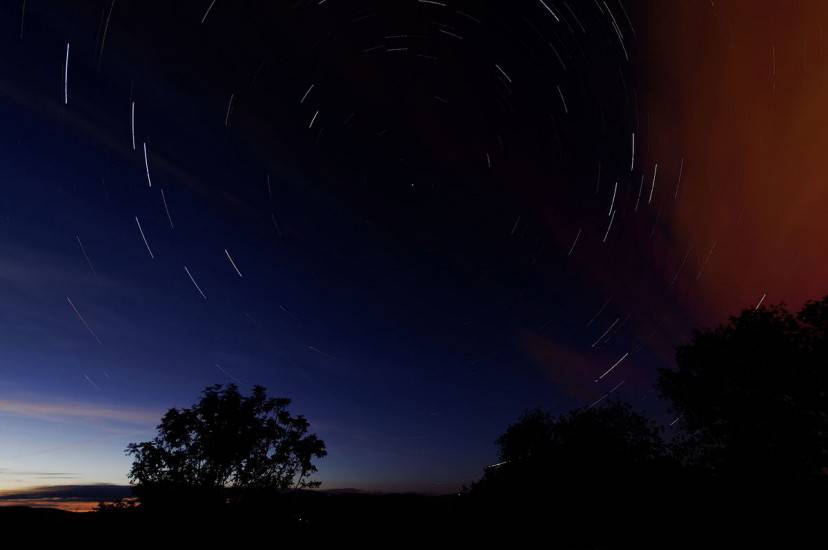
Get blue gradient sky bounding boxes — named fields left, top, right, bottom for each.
left=0, top=1, right=752, bottom=493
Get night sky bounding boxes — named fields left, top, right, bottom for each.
left=0, top=1, right=826, bottom=493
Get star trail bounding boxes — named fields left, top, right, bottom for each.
left=0, top=0, right=824, bottom=495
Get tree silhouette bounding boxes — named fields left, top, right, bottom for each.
left=658, top=297, right=828, bottom=483
left=126, top=384, right=326, bottom=508
left=470, top=401, right=669, bottom=498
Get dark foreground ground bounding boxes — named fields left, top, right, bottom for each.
left=0, top=489, right=823, bottom=546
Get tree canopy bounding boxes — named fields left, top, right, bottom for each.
left=126, top=384, right=326, bottom=507
left=470, top=401, right=669, bottom=497
left=474, top=296, right=828, bottom=503
left=658, top=298, right=828, bottom=482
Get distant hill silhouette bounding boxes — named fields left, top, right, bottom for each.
left=0, top=484, right=132, bottom=503
left=0, top=484, right=132, bottom=512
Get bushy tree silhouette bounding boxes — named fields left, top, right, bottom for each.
left=126, top=384, right=326, bottom=509
left=470, top=401, right=669, bottom=498
left=658, top=298, right=828, bottom=483
left=466, top=297, right=828, bottom=540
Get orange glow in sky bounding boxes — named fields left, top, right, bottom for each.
left=641, top=1, right=828, bottom=323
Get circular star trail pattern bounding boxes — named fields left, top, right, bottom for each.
left=0, top=1, right=823, bottom=492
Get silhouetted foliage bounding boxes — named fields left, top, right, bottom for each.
left=96, top=498, right=140, bottom=513
left=126, top=384, right=326, bottom=509
left=463, top=297, right=828, bottom=540
left=658, top=298, right=828, bottom=482
left=470, top=401, right=670, bottom=499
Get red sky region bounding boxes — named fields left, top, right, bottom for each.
left=639, top=0, right=828, bottom=324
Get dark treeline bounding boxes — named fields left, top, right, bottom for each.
left=474, top=296, right=828, bottom=495
left=463, top=296, right=828, bottom=542
left=17, top=296, right=826, bottom=541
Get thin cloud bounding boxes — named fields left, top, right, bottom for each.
left=0, top=469, right=80, bottom=478
left=0, top=396, right=160, bottom=427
